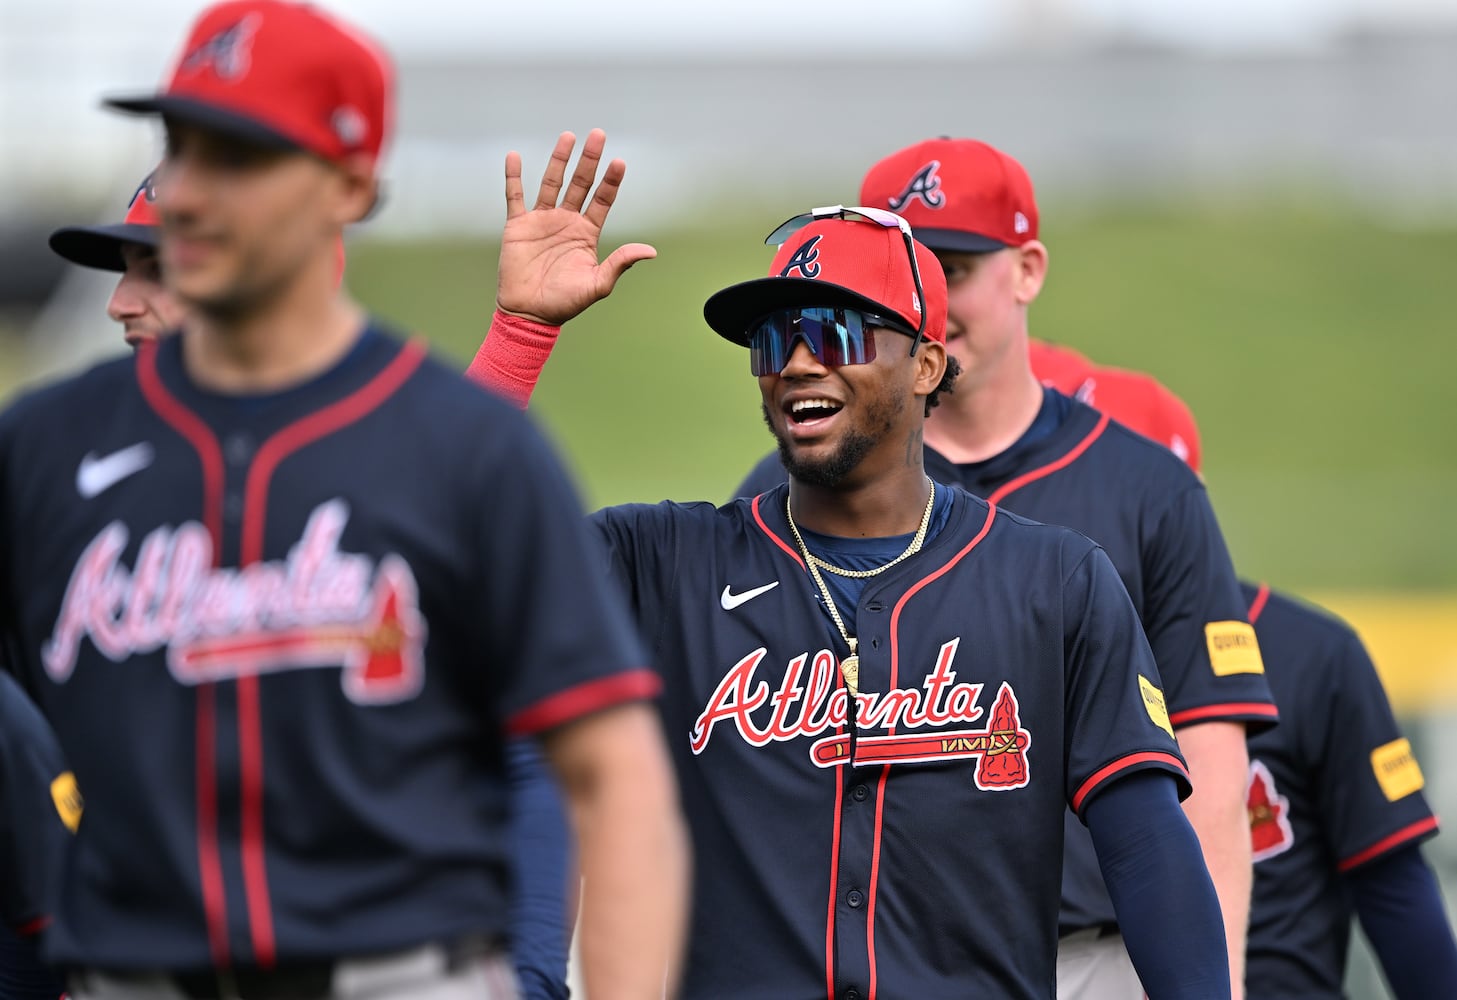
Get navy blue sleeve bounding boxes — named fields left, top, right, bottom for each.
left=1143, top=485, right=1277, bottom=731
left=1086, top=771, right=1229, bottom=999
left=507, top=740, right=573, bottom=1000
left=589, top=500, right=721, bottom=660
left=730, top=451, right=787, bottom=501
left=1310, top=623, right=1440, bottom=872
left=1060, top=542, right=1190, bottom=815
left=1347, top=843, right=1457, bottom=1000
left=480, top=413, right=659, bottom=737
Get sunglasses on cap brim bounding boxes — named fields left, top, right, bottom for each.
left=764, top=204, right=929, bottom=358
left=747, top=306, right=916, bottom=377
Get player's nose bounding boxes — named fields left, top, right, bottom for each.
left=154, top=150, right=207, bottom=224
left=778, top=339, right=828, bottom=378
left=106, top=273, right=147, bottom=323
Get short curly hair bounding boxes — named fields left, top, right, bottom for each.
left=923, top=354, right=962, bottom=416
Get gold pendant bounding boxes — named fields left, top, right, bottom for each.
left=840, top=654, right=860, bottom=697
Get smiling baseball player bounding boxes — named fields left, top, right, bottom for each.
left=465, top=132, right=1234, bottom=999
left=733, top=138, right=1276, bottom=999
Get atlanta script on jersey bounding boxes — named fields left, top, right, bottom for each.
left=0, top=326, right=654, bottom=970
left=592, top=483, right=1188, bottom=999
left=736, top=390, right=1276, bottom=935
left=1242, top=582, right=1439, bottom=997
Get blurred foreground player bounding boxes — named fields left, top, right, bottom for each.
left=1035, top=354, right=1457, bottom=1000
left=45, top=169, right=578, bottom=1000
left=468, top=133, right=1233, bottom=999
left=0, top=3, right=687, bottom=998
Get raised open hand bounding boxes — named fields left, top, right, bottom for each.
left=496, top=129, right=657, bottom=326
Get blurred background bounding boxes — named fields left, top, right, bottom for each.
left=3, top=1, right=1455, bottom=995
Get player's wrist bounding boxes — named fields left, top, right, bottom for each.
left=491, top=306, right=563, bottom=338
left=465, top=310, right=562, bottom=408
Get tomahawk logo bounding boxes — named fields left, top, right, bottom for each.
left=1247, top=759, right=1295, bottom=862
left=180, top=14, right=262, bottom=80
left=780, top=236, right=822, bottom=278
left=690, top=637, right=1031, bottom=791
left=42, top=499, right=428, bottom=705
left=888, top=161, right=946, bottom=211
left=128, top=172, right=159, bottom=210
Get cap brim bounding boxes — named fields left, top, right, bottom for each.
left=704, top=277, right=915, bottom=347
left=104, top=94, right=303, bottom=152
left=48, top=223, right=160, bottom=272
left=909, top=227, right=1010, bottom=254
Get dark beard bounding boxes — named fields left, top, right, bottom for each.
left=761, top=396, right=901, bottom=489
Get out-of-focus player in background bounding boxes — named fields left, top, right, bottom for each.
left=0, top=673, right=75, bottom=1000
left=1028, top=339, right=1201, bottom=472
left=0, top=2, right=688, bottom=998
left=38, top=166, right=579, bottom=1000
left=734, top=137, right=1275, bottom=999
left=48, top=168, right=182, bottom=348
left=468, top=132, right=1237, bottom=998
left=1030, top=350, right=1457, bottom=1000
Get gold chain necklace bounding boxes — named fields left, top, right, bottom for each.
left=784, top=477, right=936, bottom=696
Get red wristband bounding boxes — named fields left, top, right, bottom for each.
left=464, top=309, right=562, bottom=409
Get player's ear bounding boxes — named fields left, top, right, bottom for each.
left=1014, top=240, right=1048, bottom=306
left=912, top=338, right=947, bottom=397
left=332, top=153, right=379, bottom=226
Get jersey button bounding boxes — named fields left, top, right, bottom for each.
left=845, top=990, right=861, bottom=1000
left=224, top=433, right=255, bottom=465
left=847, top=889, right=863, bottom=908
left=866, top=601, right=883, bottom=612
left=851, top=784, right=868, bottom=801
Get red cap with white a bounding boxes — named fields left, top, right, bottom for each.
left=703, top=216, right=948, bottom=348
left=105, top=0, right=393, bottom=168
left=860, top=138, right=1039, bottom=253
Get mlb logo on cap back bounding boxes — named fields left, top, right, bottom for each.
left=105, top=0, right=393, bottom=166
left=860, top=138, right=1039, bottom=254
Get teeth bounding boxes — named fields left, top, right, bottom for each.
left=791, top=398, right=840, bottom=414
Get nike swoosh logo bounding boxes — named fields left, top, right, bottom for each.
left=721, top=581, right=780, bottom=610
left=76, top=443, right=155, bottom=499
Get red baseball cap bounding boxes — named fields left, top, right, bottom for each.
left=1028, top=339, right=1095, bottom=390
left=860, top=138, right=1038, bottom=253
left=48, top=169, right=162, bottom=272
left=703, top=213, right=948, bottom=348
left=104, top=0, right=392, bottom=167
left=1028, top=341, right=1204, bottom=474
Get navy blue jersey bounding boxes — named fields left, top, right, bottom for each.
left=593, top=483, right=1189, bottom=999
left=1242, top=582, right=1439, bottom=998
left=0, top=325, right=655, bottom=971
left=737, top=393, right=1277, bottom=932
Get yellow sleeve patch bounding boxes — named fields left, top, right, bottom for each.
left=1204, top=621, right=1265, bottom=676
left=1371, top=738, right=1425, bottom=802
left=1138, top=675, right=1176, bottom=740
left=50, top=771, right=83, bottom=834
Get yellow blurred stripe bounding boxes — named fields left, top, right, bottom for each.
left=1307, top=592, right=1457, bottom=715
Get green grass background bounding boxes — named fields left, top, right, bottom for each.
left=349, top=202, right=1457, bottom=592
